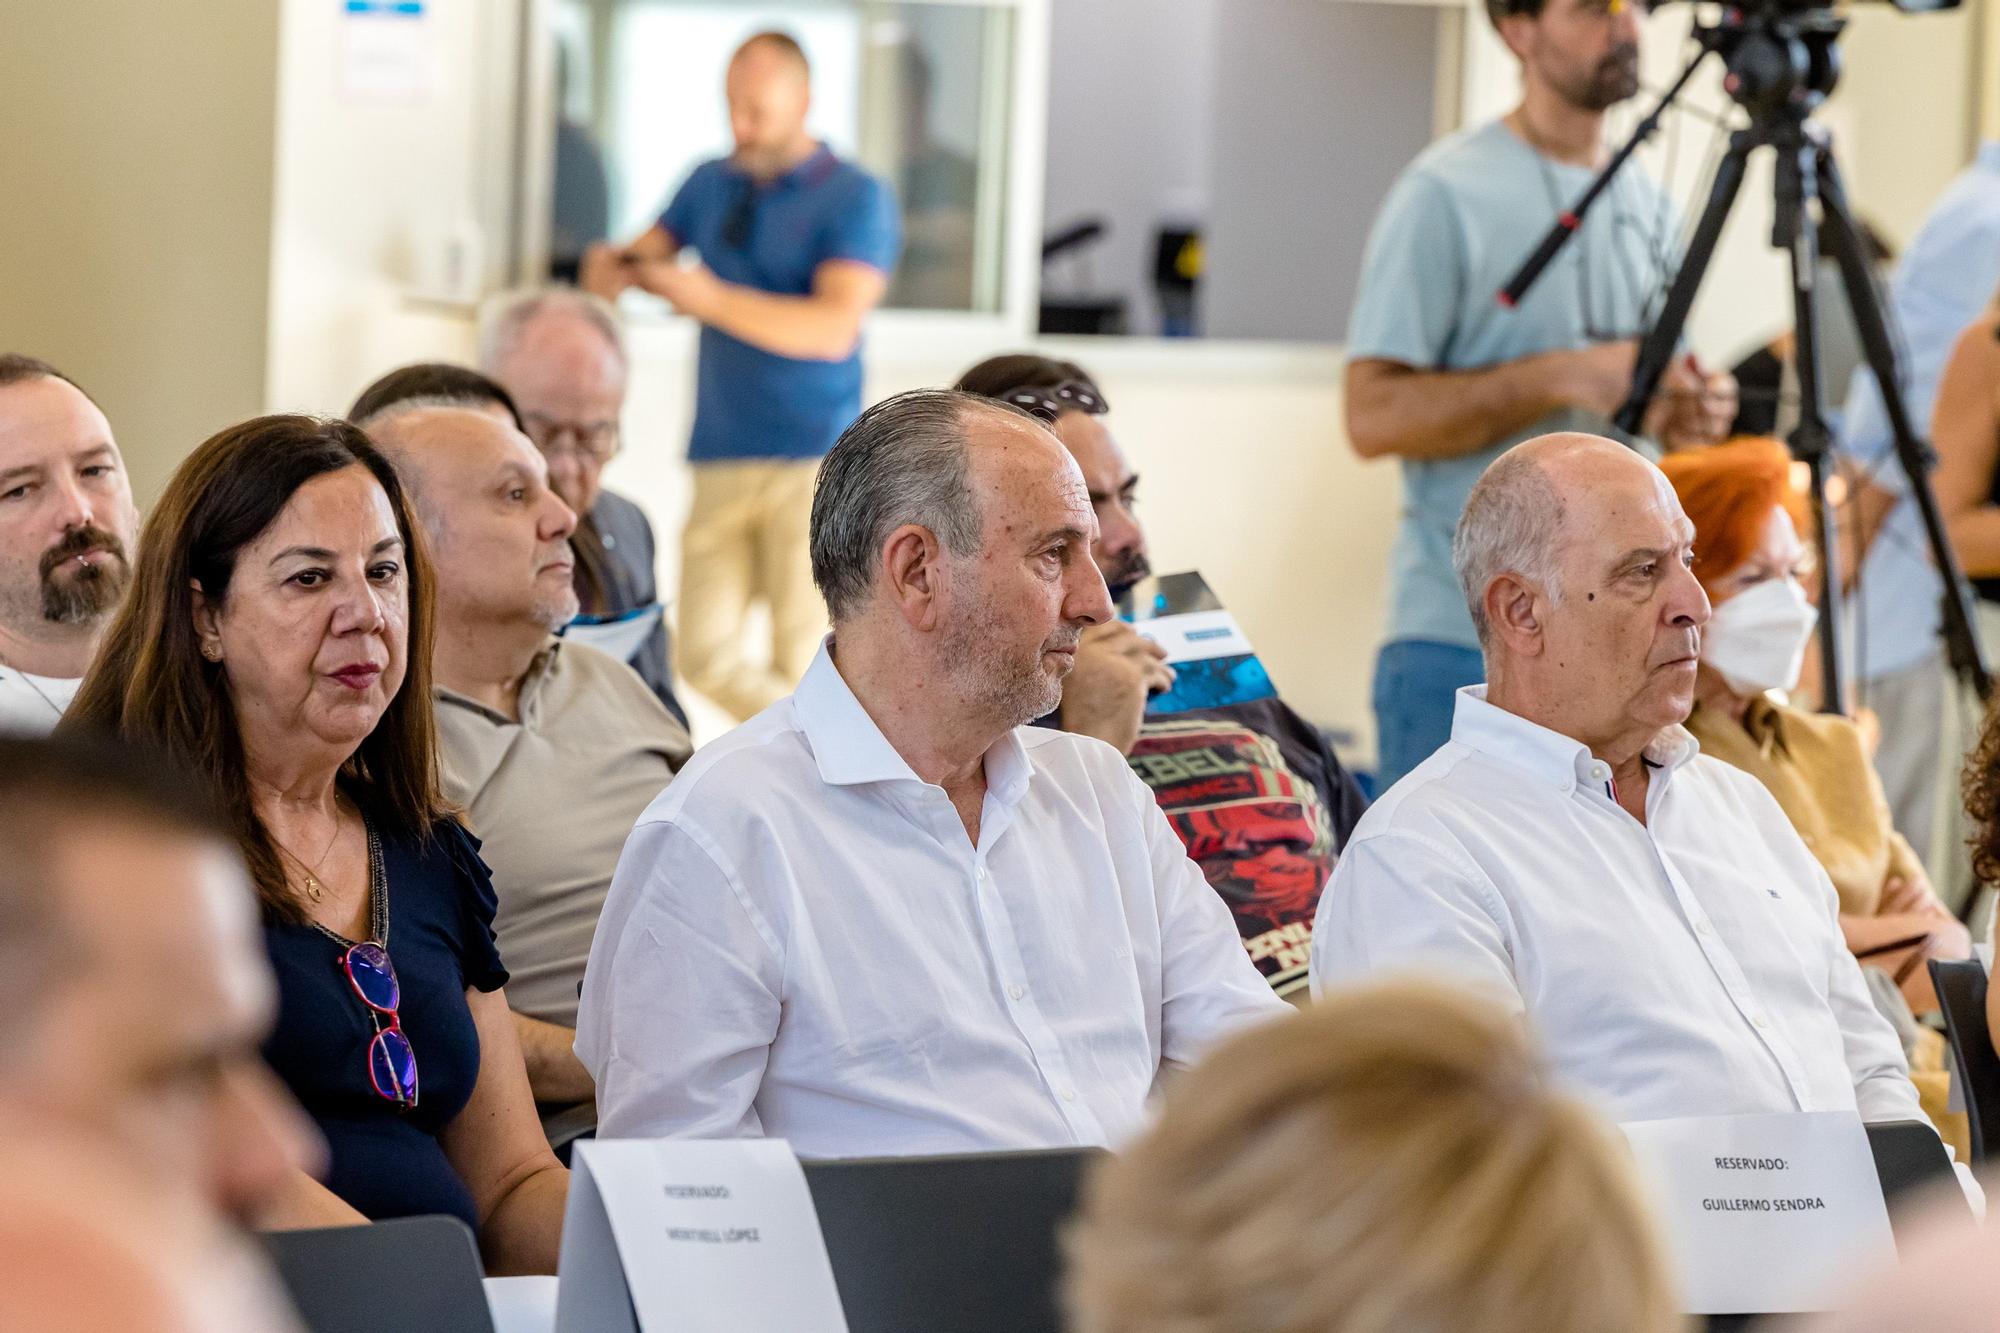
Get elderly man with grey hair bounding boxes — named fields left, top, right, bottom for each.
left=575, top=389, right=1283, bottom=1158
left=478, top=286, right=685, bottom=727
left=1310, top=432, right=1933, bottom=1135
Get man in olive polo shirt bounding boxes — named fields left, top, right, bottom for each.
left=362, top=379, right=690, bottom=1145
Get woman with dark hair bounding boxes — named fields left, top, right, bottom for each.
left=65, top=415, right=567, bottom=1274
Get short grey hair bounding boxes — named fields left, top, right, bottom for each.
left=810, top=390, right=990, bottom=623
left=476, top=286, right=627, bottom=375
left=1453, top=445, right=1567, bottom=647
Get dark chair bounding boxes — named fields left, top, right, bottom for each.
left=1866, top=1118, right=1968, bottom=1221
left=804, top=1147, right=1099, bottom=1333
left=261, top=1214, right=495, bottom=1333
left=1928, top=956, right=2000, bottom=1162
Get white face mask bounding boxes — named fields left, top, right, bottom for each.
left=1700, top=575, right=1818, bottom=697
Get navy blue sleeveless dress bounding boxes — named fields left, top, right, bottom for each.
left=262, top=818, right=509, bottom=1228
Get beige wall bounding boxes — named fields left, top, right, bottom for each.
left=1839, top=2, right=1982, bottom=248
left=0, top=2, right=280, bottom=503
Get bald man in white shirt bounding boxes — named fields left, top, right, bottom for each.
left=1312, top=433, right=1928, bottom=1129
left=577, top=389, right=1283, bottom=1158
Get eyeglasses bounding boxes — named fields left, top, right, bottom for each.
left=523, top=413, right=621, bottom=466
left=999, top=380, right=1110, bottom=425
left=341, top=941, right=419, bottom=1109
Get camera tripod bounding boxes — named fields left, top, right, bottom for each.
left=1505, top=5, right=1991, bottom=741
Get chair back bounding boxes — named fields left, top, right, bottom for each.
left=1927, top=957, right=2000, bottom=1162
left=261, top=1214, right=495, bottom=1333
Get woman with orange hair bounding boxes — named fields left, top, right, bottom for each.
left=1662, top=438, right=1969, bottom=1014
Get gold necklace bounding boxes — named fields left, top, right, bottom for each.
left=270, top=804, right=344, bottom=904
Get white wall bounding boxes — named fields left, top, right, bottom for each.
left=1202, top=0, right=1442, bottom=341
left=267, top=0, right=524, bottom=415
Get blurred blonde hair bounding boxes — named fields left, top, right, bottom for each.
left=1064, top=979, right=1681, bottom=1333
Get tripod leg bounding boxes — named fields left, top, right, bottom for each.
left=1776, top=137, right=1847, bottom=715
left=1614, top=130, right=1754, bottom=437
left=1816, top=145, right=1993, bottom=704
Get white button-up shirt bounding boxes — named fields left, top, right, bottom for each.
left=576, top=642, right=1284, bottom=1158
left=1311, top=687, right=1923, bottom=1126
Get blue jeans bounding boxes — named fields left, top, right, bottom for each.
left=1371, top=639, right=1485, bottom=793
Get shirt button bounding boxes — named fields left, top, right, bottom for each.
left=1696, top=920, right=1713, bottom=937
left=1008, top=984, right=1025, bottom=1001
left=1752, top=1015, right=1769, bottom=1031
left=975, top=865, right=988, bottom=881
left=1061, top=1088, right=1077, bottom=1103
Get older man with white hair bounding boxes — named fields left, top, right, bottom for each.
left=478, top=286, right=684, bottom=726
left=577, top=389, right=1282, bottom=1158
left=1311, top=433, right=1930, bottom=1131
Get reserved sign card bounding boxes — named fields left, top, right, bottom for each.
left=554, top=1139, right=849, bottom=1333
left=1620, top=1111, right=1895, bottom=1314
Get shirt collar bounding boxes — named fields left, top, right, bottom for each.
left=434, top=637, right=562, bottom=726
left=728, top=143, right=835, bottom=191
left=1449, top=685, right=1700, bottom=794
left=792, top=637, right=1034, bottom=806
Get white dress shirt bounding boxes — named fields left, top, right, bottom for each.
left=576, top=641, right=1284, bottom=1159
left=1311, top=687, right=1923, bottom=1126
left=0, top=667, right=78, bottom=736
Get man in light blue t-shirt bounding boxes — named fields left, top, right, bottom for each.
left=1345, top=0, right=1734, bottom=791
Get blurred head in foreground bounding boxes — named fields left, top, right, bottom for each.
left=1064, top=979, right=1680, bottom=1333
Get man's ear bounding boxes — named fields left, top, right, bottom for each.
left=1485, top=573, right=1546, bottom=657
left=879, top=523, right=947, bottom=633
left=1496, top=12, right=1537, bottom=62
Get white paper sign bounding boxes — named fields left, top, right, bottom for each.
left=1132, top=608, right=1256, bottom=666
left=486, top=1276, right=558, bottom=1333
left=338, top=0, right=437, bottom=104
left=554, top=1139, right=849, bottom=1333
left=562, top=604, right=664, bottom=666
left=1620, top=1111, right=1896, bottom=1314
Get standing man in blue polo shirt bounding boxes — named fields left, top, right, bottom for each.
left=588, top=31, right=900, bottom=721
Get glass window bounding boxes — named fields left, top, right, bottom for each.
left=544, top=0, right=1015, bottom=313
left=1038, top=0, right=1444, bottom=341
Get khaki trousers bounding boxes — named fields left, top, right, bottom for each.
left=677, top=458, right=825, bottom=720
